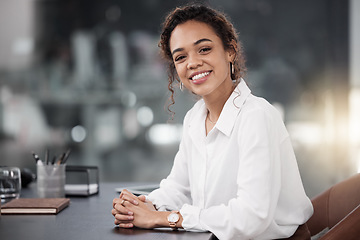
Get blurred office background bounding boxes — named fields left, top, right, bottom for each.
left=0, top=0, right=359, bottom=198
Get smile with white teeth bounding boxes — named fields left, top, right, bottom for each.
left=191, top=71, right=210, bottom=80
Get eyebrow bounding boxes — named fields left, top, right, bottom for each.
left=171, top=38, right=213, bottom=56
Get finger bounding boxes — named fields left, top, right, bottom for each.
left=119, top=188, right=133, bottom=197
left=113, top=203, right=134, bottom=215
left=116, top=221, right=134, bottom=228
left=113, top=197, right=124, bottom=208
left=121, top=189, right=138, bottom=202
left=114, top=218, right=133, bottom=225
left=113, top=199, right=127, bottom=210
left=121, top=193, right=139, bottom=205
left=114, top=213, right=134, bottom=222
left=119, top=189, right=131, bottom=199
left=113, top=198, right=118, bottom=208
left=119, top=191, right=124, bottom=199
left=112, top=208, right=117, bottom=216
left=112, top=208, right=128, bottom=216
left=138, top=195, right=146, bottom=202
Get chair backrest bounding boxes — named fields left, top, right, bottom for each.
left=306, top=173, right=360, bottom=236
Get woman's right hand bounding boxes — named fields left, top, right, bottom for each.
left=112, top=189, right=156, bottom=228
left=137, top=195, right=156, bottom=211
left=112, top=197, right=135, bottom=227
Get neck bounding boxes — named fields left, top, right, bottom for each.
left=203, top=81, right=235, bottom=122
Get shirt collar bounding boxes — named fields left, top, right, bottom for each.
left=188, top=79, right=252, bottom=139
left=215, top=79, right=251, bottom=136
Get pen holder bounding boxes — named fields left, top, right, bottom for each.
left=37, top=164, right=66, bottom=198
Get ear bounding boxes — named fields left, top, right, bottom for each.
left=226, top=39, right=237, bottom=63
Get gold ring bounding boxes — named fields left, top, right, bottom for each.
left=120, top=199, right=125, bottom=206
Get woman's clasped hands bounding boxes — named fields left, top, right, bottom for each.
left=112, top=189, right=158, bottom=229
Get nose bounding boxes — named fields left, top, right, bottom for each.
left=187, top=54, right=202, bottom=70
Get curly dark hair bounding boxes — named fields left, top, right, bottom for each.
left=159, top=4, right=247, bottom=115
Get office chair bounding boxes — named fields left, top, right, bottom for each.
left=306, top=173, right=360, bottom=239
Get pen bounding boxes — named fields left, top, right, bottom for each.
left=56, top=153, right=65, bottom=165
left=45, top=149, right=49, bottom=165
left=51, top=155, right=57, bottom=165
left=33, top=149, right=71, bottom=166
left=61, top=149, right=72, bottom=165
left=32, top=151, right=43, bottom=165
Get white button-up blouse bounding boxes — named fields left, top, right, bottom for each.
left=147, top=80, right=313, bottom=240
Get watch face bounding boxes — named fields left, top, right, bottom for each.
left=168, top=212, right=179, bottom=222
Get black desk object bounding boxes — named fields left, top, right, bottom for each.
left=65, top=165, right=99, bottom=196
left=0, top=182, right=214, bottom=240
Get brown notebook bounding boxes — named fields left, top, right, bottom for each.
left=1, top=198, right=70, bottom=215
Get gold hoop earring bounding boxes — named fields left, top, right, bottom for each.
left=231, top=62, right=235, bottom=75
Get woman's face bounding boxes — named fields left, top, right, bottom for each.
left=169, top=20, right=234, bottom=98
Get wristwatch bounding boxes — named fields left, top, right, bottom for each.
left=167, top=210, right=180, bottom=229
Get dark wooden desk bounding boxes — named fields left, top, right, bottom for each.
left=0, top=182, right=214, bottom=240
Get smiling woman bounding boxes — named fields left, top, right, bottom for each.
left=170, top=21, right=234, bottom=103
left=112, top=4, right=313, bottom=240
left=159, top=5, right=247, bottom=120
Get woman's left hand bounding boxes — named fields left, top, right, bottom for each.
left=123, top=196, right=161, bottom=229
left=113, top=189, right=159, bottom=229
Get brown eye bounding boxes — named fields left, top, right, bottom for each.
left=175, top=55, right=186, bottom=62
left=199, top=47, right=211, bottom=53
